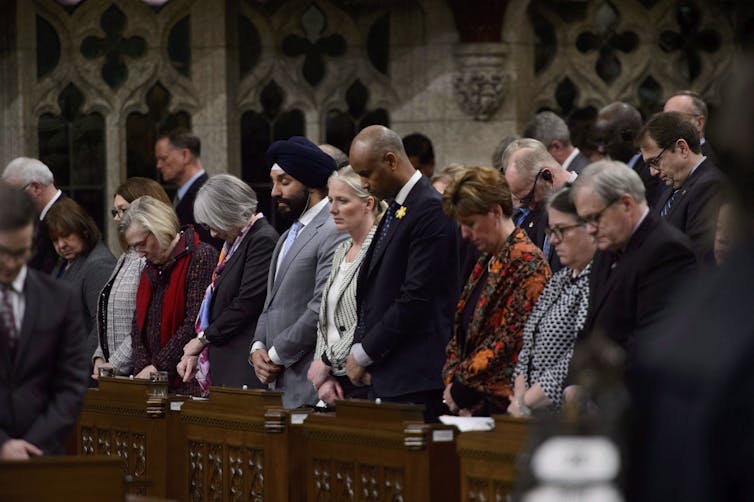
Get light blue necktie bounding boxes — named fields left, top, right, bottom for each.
left=280, top=221, right=303, bottom=261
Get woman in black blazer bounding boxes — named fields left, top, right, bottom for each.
left=177, top=174, right=278, bottom=390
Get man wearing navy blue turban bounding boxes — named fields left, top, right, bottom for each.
left=249, top=136, right=348, bottom=408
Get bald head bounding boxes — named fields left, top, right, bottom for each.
left=664, top=91, right=708, bottom=139
left=349, top=125, right=415, bottom=200
left=594, top=102, right=643, bottom=163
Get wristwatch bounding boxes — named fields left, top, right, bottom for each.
left=197, top=330, right=209, bottom=345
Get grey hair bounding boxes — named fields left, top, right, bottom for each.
left=119, top=195, right=180, bottom=249
left=523, top=111, right=572, bottom=148
left=328, top=165, right=386, bottom=219
left=501, top=138, right=558, bottom=181
left=491, top=135, right=519, bottom=172
left=668, top=90, right=708, bottom=119
left=194, top=174, right=258, bottom=233
left=2, top=157, right=54, bottom=186
left=572, top=160, right=646, bottom=205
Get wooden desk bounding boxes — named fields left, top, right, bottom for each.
left=300, top=399, right=460, bottom=501
left=179, top=387, right=307, bottom=501
left=456, top=415, right=531, bottom=501
left=0, top=456, right=124, bottom=501
left=75, top=376, right=186, bottom=498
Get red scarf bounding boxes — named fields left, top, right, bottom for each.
left=135, top=231, right=199, bottom=349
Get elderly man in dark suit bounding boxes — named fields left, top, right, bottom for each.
left=155, top=129, right=223, bottom=250
left=639, top=111, right=726, bottom=262
left=346, top=125, right=459, bottom=422
left=663, top=90, right=719, bottom=167
left=571, top=160, right=697, bottom=355
left=2, top=157, right=65, bottom=274
left=523, top=110, right=591, bottom=174
left=0, top=182, right=89, bottom=459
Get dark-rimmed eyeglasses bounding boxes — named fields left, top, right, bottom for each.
left=581, top=198, right=620, bottom=226
left=516, top=169, right=544, bottom=206
left=647, top=141, right=676, bottom=168
left=545, top=222, right=585, bottom=241
left=110, top=207, right=128, bottom=218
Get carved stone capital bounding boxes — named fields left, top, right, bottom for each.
left=453, top=43, right=509, bottom=121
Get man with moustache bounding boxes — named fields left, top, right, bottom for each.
left=249, top=137, right=347, bottom=408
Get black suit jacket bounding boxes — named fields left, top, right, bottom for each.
left=175, top=173, right=224, bottom=250
left=519, top=207, right=562, bottom=273
left=28, top=193, right=67, bottom=274
left=581, top=212, right=697, bottom=353
left=654, top=158, right=725, bottom=262
left=566, top=151, right=591, bottom=174
left=356, top=176, right=459, bottom=397
left=701, top=140, right=719, bottom=168
left=0, top=269, right=89, bottom=455
left=206, top=218, right=278, bottom=388
left=631, top=156, right=666, bottom=209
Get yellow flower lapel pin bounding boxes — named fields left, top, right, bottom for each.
left=395, top=206, right=407, bottom=219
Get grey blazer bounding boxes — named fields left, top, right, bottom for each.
left=53, top=241, right=116, bottom=361
left=253, top=203, right=347, bottom=408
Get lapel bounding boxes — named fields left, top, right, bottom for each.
left=269, top=202, right=329, bottom=300
left=589, top=212, right=658, bottom=318
left=176, top=172, right=207, bottom=213
left=664, top=159, right=711, bottom=219
left=331, top=227, right=376, bottom=310
left=213, top=220, right=261, bottom=293
left=366, top=177, right=429, bottom=277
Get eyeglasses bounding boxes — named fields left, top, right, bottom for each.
left=128, top=233, right=151, bottom=252
left=545, top=222, right=585, bottom=241
left=647, top=142, right=676, bottom=168
left=110, top=207, right=128, bottom=218
left=581, top=198, right=620, bottom=227
left=0, top=244, right=32, bottom=263
left=516, top=169, right=544, bottom=206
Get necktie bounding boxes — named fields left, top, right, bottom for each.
left=0, top=284, right=18, bottom=353
left=280, top=221, right=303, bottom=262
left=173, top=194, right=181, bottom=208
left=660, top=189, right=680, bottom=218
left=373, top=201, right=400, bottom=257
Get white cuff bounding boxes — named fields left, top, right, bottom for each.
left=268, top=346, right=282, bottom=366
left=350, top=343, right=373, bottom=367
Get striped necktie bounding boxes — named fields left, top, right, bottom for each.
left=0, top=284, right=18, bottom=353
left=660, top=189, right=681, bottom=218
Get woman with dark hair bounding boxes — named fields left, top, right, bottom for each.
left=46, top=198, right=116, bottom=360
left=120, top=196, right=217, bottom=394
left=441, top=166, right=550, bottom=416
left=509, top=187, right=595, bottom=416
left=92, top=177, right=171, bottom=378
left=176, top=174, right=278, bottom=392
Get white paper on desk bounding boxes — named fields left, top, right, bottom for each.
left=439, top=415, right=495, bottom=432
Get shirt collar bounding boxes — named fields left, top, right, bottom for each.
left=627, top=152, right=642, bottom=169
left=177, top=169, right=206, bottom=200
left=562, top=147, right=580, bottom=171
left=687, top=156, right=707, bottom=179
left=394, top=170, right=422, bottom=205
left=8, top=265, right=27, bottom=294
left=631, top=207, right=650, bottom=236
left=297, top=197, right=329, bottom=228
left=567, top=171, right=578, bottom=184
left=39, top=189, right=62, bottom=221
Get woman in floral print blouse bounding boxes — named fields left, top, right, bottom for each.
left=441, top=166, right=551, bottom=416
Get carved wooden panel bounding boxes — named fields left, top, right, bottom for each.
left=208, top=443, right=223, bottom=502
left=493, top=481, right=510, bottom=502
left=131, top=433, right=147, bottom=495
left=247, top=447, right=264, bottom=501
left=384, top=467, right=405, bottom=502
left=468, top=477, right=490, bottom=502
left=189, top=440, right=205, bottom=502
left=115, top=430, right=129, bottom=475
left=96, top=428, right=112, bottom=456
left=228, top=446, right=244, bottom=502
left=81, top=426, right=95, bottom=455
left=313, top=458, right=332, bottom=501
left=333, top=461, right=355, bottom=501
left=359, top=464, right=380, bottom=501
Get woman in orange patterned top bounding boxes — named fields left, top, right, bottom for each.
left=441, top=166, right=551, bottom=416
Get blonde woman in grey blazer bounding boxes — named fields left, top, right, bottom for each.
left=307, top=166, right=385, bottom=406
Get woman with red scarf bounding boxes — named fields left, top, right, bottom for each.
left=120, top=195, right=217, bottom=395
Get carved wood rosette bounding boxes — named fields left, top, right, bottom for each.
left=189, top=440, right=205, bottom=502
left=334, top=461, right=355, bottom=501
left=207, top=443, right=223, bottom=502
left=313, top=458, right=332, bottom=501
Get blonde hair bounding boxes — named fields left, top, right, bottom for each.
left=328, top=165, right=387, bottom=219
left=119, top=196, right=180, bottom=249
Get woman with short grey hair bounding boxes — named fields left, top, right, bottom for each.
left=177, top=174, right=278, bottom=391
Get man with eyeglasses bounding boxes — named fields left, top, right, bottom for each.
left=663, top=90, right=719, bottom=167
left=570, top=160, right=697, bottom=357
left=639, top=112, right=726, bottom=262
left=1, top=157, right=65, bottom=274
left=0, top=182, right=89, bottom=460
left=501, top=138, right=578, bottom=272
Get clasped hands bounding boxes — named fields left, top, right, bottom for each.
left=249, top=348, right=283, bottom=384
left=176, top=337, right=207, bottom=383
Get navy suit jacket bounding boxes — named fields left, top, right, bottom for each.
left=654, top=158, right=725, bottom=262
left=355, top=175, right=459, bottom=397
left=0, top=269, right=89, bottom=454
left=581, top=211, right=697, bottom=354
left=28, top=193, right=67, bottom=274
left=175, top=173, right=224, bottom=250
left=566, top=151, right=591, bottom=174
